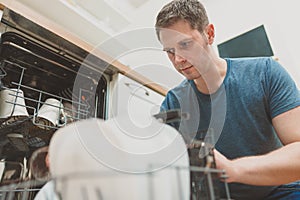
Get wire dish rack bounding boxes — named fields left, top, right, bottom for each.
left=0, top=60, right=90, bottom=126
left=0, top=60, right=92, bottom=152
left=0, top=181, right=41, bottom=200
left=0, top=165, right=232, bottom=200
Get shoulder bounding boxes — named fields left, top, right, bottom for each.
left=166, top=79, right=192, bottom=97
left=161, top=79, right=192, bottom=111
left=170, top=79, right=190, bottom=91
left=226, top=57, right=284, bottom=80
left=165, top=79, right=195, bottom=102
left=228, top=57, right=276, bottom=69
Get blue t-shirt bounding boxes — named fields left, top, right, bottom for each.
left=161, top=57, right=300, bottom=200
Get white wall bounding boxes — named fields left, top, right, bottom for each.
left=202, top=0, right=300, bottom=86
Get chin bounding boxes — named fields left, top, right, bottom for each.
left=184, top=74, right=201, bottom=80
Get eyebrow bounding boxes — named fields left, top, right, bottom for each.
left=162, top=37, right=194, bottom=50
left=179, top=37, right=193, bottom=42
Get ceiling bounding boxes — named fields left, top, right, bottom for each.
left=8, top=0, right=153, bottom=45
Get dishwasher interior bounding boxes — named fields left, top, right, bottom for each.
left=0, top=6, right=116, bottom=183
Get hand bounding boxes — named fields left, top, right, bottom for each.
left=214, top=142, right=300, bottom=185
left=213, top=149, right=238, bottom=183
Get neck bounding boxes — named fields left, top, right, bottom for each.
left=193, top=58, right=227, bottom=94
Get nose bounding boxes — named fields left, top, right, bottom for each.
left=174, top=53, right=187, bottom=65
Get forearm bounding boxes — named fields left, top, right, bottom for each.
left=216, top=142, right=300, bottom=186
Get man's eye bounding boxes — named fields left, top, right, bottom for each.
left=179, top=40, right=192, bottom=49
left=165, top=48, right=175, bottom=55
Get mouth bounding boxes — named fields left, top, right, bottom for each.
left=180, top=65, right=193, bottom=72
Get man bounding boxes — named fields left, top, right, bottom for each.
left=155, top=0, right=300, bottom=199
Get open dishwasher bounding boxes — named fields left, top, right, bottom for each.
left=0, top=5, right=112, bottom=196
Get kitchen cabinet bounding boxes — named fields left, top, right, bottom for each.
left=114, top=74, right=164, bottom=127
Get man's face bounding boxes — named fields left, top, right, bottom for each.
left=159, top=20, right=212, bottom=80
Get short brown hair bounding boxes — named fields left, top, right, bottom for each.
left=155, top=0, right=209, bottom=40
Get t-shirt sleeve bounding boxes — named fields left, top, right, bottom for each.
left=160, top=91, right=180, bottom=112
left=265, top=58, right=300, bottom=118
left=160, top=91, right=181, bottom=130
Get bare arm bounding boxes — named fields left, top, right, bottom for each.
left=215, top=106, right=300, bottom=186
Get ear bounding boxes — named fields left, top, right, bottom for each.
left=45, top=153, right=50, bottom=168
left=204, top=24, right=215, bottom=44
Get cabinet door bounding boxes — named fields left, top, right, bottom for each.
left=115, top=74, right=164, bottom=127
